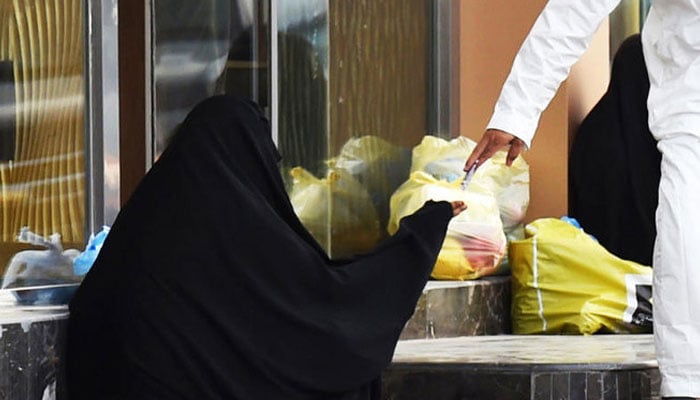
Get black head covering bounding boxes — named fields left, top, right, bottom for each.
left=569, top=34, right=661, bottom=266
left=67, top=95, right=453, bottom=399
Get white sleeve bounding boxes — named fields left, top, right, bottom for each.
left=486, top=0, right=621, bottom=147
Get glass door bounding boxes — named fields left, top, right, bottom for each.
left=0, top=0, right=119, bottom=300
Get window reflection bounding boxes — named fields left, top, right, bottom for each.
left=151, top=0, right=447, bottom=259
left=0, top=0, right=87, bottom=283
left=280, top=0, right=436, bottom=258
left=610, top=0, right=651, bottom=56
left=153, top=0, right=269, bottom=158
left=277, top=0, right=328, bottom=177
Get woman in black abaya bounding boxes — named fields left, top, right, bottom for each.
left=67, top=95, right=462, bottom=399
left=569, top=34, right=661, bottom=266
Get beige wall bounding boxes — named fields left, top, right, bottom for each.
left=455, top=0, right=610, bottom=222
left=569, top=26, right=611, bottom=146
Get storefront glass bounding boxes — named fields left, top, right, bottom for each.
left=610, top=0, right=652, bottom=56
left=1, top=0, right=118, bottom=305
left=151, top=0, right=452, bottom=258
left=152, top=0, right=269, bottom=158
left=276, top=0, right=443, bottom=257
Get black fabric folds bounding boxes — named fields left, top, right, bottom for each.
left=569, top=34, right=661, bottom=266
left=67, top=95, right=454, bottom=400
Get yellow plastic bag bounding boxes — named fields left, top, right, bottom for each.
left=509, top=218, right=653, bottom=334
left=331, top=136, right=411, bottom=232
left=289, top=167, right=382, bottom=259
left=388, top=171, right=506, bottom=280
left=410, top=136, right=529, bottom=237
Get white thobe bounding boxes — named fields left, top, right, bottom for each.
left=486, top=0, right=700, bottom=396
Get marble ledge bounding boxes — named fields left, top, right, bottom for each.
left=384, top=335, right=660, bottom=400
left=392, top=334, right=657, bottom=371
left=400, top=276, right=512, bottom=340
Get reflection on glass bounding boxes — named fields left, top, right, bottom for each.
left=153, top=0, right=231, bottom=155
left=152, top=0, right=269, bottom=158
left=610, top=0, right=651, bottom=56
left=279, top=0, right=436, bottom=258
left=150, top=0, right=444, bottom=259
left=277, top=0, right=328, bottom=176
left=225, top=1, right=269, bottom=108
left=0, top=0, right=87, bottom=295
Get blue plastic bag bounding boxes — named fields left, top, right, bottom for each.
left=73, top=226, right=111, bottom=276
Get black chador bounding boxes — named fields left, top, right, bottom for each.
left=67, top=95, right=454, bottom=399
left=570, top=34, right=661, bottom=266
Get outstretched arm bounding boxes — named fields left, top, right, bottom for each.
left=465, top=0, right=620, bottom=171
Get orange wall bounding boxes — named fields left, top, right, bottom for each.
left=456, top=0, right=609, bottom=222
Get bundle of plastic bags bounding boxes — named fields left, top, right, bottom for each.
left=509, top=218, right=653, bottom=334
left=385, top=136, right=529, bottom=280
left=288, top=135, right=411, bottom=259
left=411, top=136, right=530, bottom=238
left=289, top=166, right=382, bottom=259
left=1, top=227, right=81, bottom=305
left=388, top=171, right=507, bottom=280
left=330, top=135, right=411, bottom=230
left=287, top=134, right=529, bottom=272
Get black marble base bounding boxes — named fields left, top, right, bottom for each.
left=401, top=277, right=511, bottom=340
left=0, top=293, right=69, bottom=400
left=384, top=366, right=660, bottom=400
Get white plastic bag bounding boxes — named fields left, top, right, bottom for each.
left=1, top=227, right=80, bottom=304
left=388, top=171, right=506, bottom=280
left=411, top=136, right=530, bottom=236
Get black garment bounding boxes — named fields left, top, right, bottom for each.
left=569, top=34, right=661, bottom=266
left=67, top=95, right=453, bottom=400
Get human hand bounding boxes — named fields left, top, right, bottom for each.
left=451, top=201, right=467, bottom=217
left=464, top=129, right=526, bottom=171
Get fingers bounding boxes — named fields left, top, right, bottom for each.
left=451, top=201, right=467, bottom=217
left=465, top=138, right=489, bottom=171
left=506, top=138, right=526, bottom=166
left=464, top=150, right=483, bottom=172
left=464, top=129, right=524, bottom=170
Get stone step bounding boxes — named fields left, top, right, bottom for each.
left=384, top=335, right=660, bottom=400
left=401, top=276, right=512, bottom=340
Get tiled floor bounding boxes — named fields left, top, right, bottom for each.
left=384, top=334, right=660, bottom=400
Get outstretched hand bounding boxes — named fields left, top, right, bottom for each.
left=451, top=201, right=467, bottom=217
left=464, top=129, right=526, bottom=172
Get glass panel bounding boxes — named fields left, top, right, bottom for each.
left=640, top=0, right=651, bottom=22
left=152, top=0, right=269, bottom=159
left=276, top=0, right=328, bottom=177
left=86, top=0, right=121, bottom=230
left=150, top=0, right=449, bottom=259
left=278, top=0, right=446, bottom=258
left=0, top=0, right=87, bottom=299
left=225, top=1, right=269, bottom=110
left=610, top=0, right=652, bottom=56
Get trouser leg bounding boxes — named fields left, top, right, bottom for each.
left=654, top=133, right=700, bottom=397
